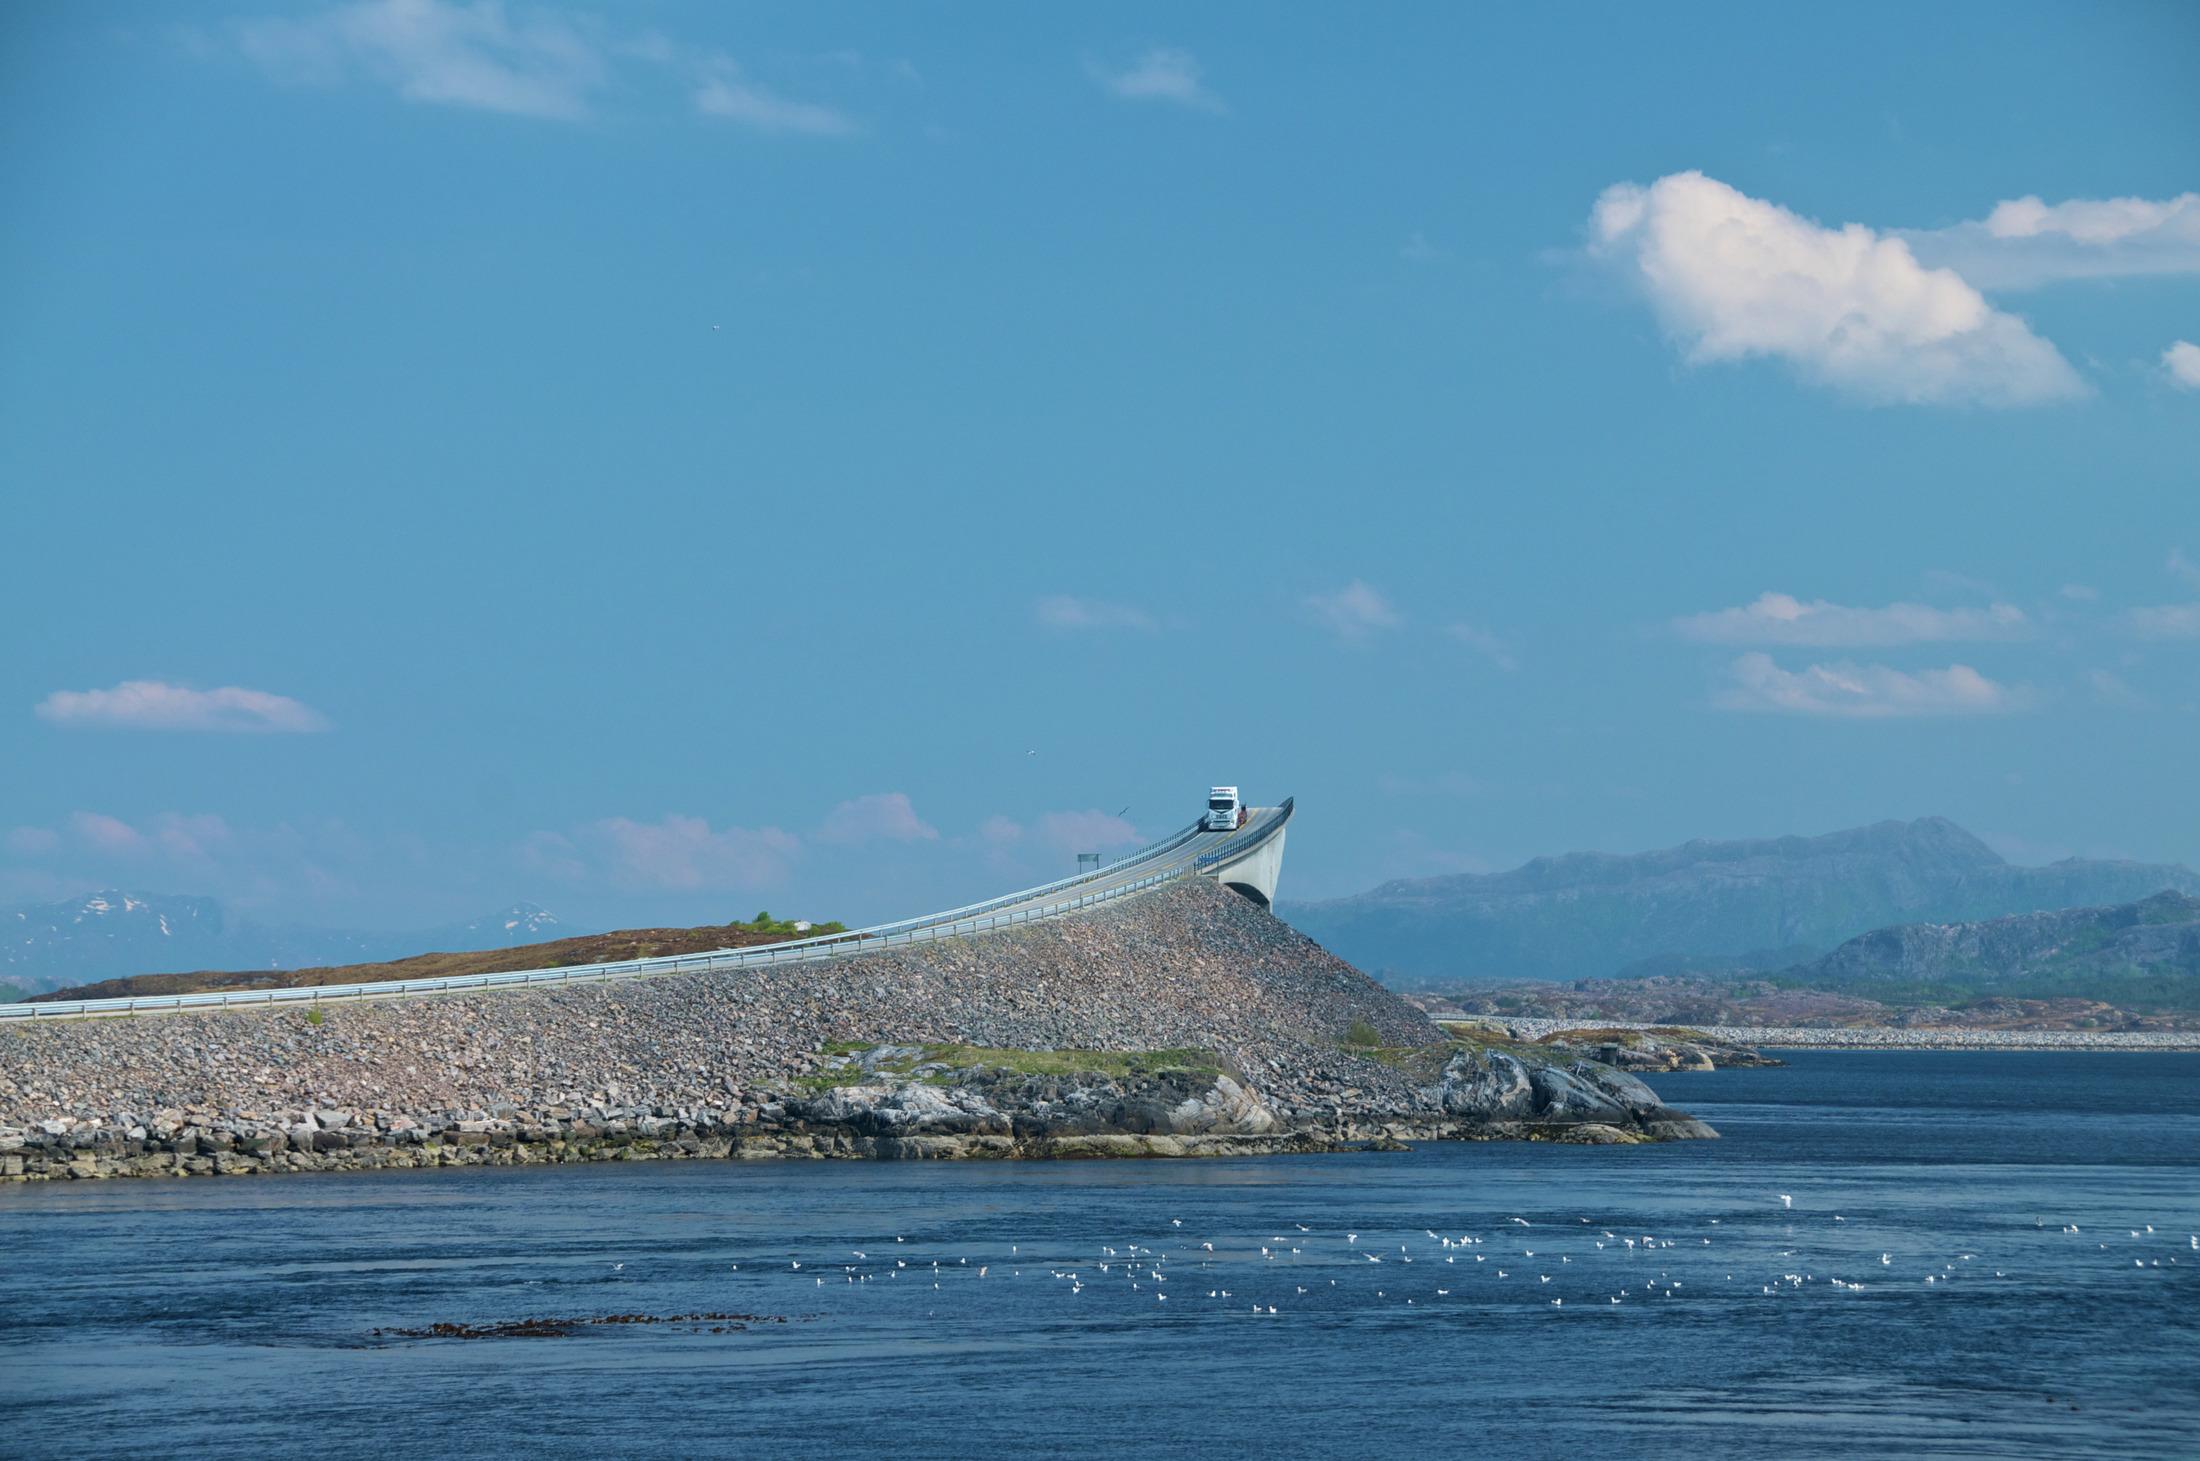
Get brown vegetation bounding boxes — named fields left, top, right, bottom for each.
left=38, top=921, right=845, bottom=1003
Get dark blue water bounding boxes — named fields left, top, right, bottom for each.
left=4, top=1052, right=2197, bottom=1459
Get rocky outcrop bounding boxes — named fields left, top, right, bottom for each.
left=1546, top=1028, right=1783, bottom=1071
left=0, top=881, right=1714, bottom=1182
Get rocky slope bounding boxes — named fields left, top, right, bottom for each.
left=1283, top=818, right=2199, bottom=987
left=0, top=881, right=1711, bottom=1181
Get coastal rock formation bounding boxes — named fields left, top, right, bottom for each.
left=0, top=881, right=1714, bottom=1181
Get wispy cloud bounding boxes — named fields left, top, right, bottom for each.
left=2086, top=669, right=2147, bottom=709
left=35, top=680, right=330, bottom=733
left=2128, top=604, right=2200, bottom=639
left=237, top=0, right=607, bottom=119
left=695, top=71, right=856, bottom=135
left=565, top=815, right=800, bottom=892
left=816, top=792, right=939, bottom=846
left=1675, top=592, right=2028, bottom=647
left=1034, top=810, right=1140, bottom=856
left=1307, top=581, right=1402, bottom=643
left=1717, top=652, right=2027, bottom=718
left=1035, top=595, right=1157, bottom=631
left=1090, top=47, right=1225, bottom=113
left=231, top=0, right=854, bottom=133
left=1902, top=192, right=2200, bottom=291
left=1589, top=171, right=2085, bottom=407
left=2164, top=341, right=2200, bottom=391
left=1445, top=623, right=1517, bottom=671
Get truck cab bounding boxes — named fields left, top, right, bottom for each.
left=1203, top=786, right=1243, bottom=831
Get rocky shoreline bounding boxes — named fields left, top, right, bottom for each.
left=0, top=883, right=1716, bottom=1183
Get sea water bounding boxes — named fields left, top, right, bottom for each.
left=3, top=1051, right=2196, bottom=1459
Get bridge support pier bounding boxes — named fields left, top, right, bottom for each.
left=1205, top=823, right=1287, bottom=907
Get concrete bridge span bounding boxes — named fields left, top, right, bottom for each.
left=0, top=798, right=1295, bottom=1021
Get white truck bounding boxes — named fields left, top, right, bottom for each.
left=1203, top=786, right=1244, bottom=831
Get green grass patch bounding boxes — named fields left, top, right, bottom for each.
left=729, top=910, right=848, bottom=938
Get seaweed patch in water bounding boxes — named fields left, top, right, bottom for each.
left=374, top=1312, right=797, bottom=1340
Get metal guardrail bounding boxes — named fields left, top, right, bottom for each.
left=0, top=799, right=1294, bottom=1021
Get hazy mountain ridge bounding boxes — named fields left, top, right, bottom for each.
left=1284, top=818, right=2200, bottom=986
left=1, top=892, right=570, bottom=994
left=1789, top=890, right=2200, bottom=1002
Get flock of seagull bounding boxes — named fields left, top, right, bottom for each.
left=730, top=1197, right=2196, bottom=1318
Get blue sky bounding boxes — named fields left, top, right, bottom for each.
left=4, top=1, right=2198, bottom=932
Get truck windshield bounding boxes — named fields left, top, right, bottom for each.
left=1208, top=798, right=1234, bottom=810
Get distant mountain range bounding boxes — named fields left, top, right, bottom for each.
left=1282, top=818, right=2200, bottom=987
left=1786, top=889, right=2200, bottom=1005
left=1, top=892, right=569, bottom=995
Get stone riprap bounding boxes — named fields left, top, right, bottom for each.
left=0, top=881, right=1713, bottom=1181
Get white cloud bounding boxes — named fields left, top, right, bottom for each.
left=1090, top=47, right=1225, bottom=113
left=1035, top=595, right=1156, bottom=631
left=1903, top=193, right=2200, bottom=290
left=1717, top=652, right=2026, bottom=718
left=1400, top=231, right=1442, bottom=263
left=1445, top=623, right=1517, bottom=671
left=2164, top=341, right=2200, bottom=391
left=1675, top=592, right=2028, bottom=647
left=695, top=72, right=856, bottom=135
left=237, top=0, right=607, bottom=120
left=1034, top=810, right=1140, bottom=856
left=2170, top=548, right=2200, bottom=590
left=35, top=680, right=330, bottom=733
left=1306, top=581, right=1402, bottom=642
left=2058, top=583, right=2100, bottom=601
left=2129, top=604, right=2200, bottom=639
left=581, top=815, right=799, bottom=891
left=816, top=792, right=939, bottom=846
left=1590, top=171, right=2086, bottom=406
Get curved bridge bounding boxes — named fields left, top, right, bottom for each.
left=0, top=799, right=1293, bottom=1022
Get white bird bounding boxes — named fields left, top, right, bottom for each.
left=1778, top=1195, right=1793, bottom=1209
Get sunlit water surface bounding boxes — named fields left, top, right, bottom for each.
left=4, top=1051, right=2197, bottom=1459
